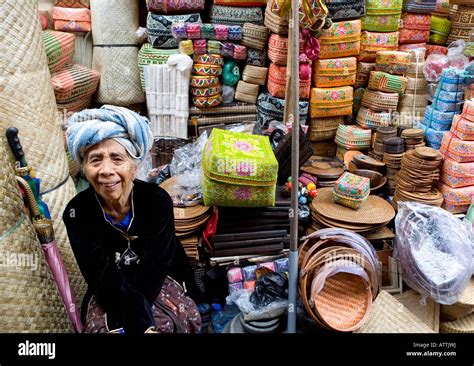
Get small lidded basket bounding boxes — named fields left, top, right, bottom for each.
left=333, top=172, right=370, bottom=209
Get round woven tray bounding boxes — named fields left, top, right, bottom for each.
left=311, top=187, right=395, bottom=225
left=300, top=156, right=344, bottom=179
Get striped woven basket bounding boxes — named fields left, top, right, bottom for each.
left=361, top=89, right=399, bottom=111
left=43, top=30, right=75, bottom=73
left=368, top=71, right=408, bottom=94
left=138, top=44, right=178, bottom=91
left=264, top=3, right=288, bottom=34
left=241, top=23, right=269, bottom=51
left=51, top=63, right=100, bottom=103
left=356, top=106, right=392, bottom=130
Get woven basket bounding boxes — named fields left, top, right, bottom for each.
left=264, top=3, right=288, bottom=35
left=90, top=0, right=144, bottom=105
left=361, top=90, right=399, bottom=111
left=138, top=44, right=178, bottom=91
left=242, top=65, right=268, bottom=86
left=0, top=0, right=86, bottom=311
left=241, top=23, right=269, bottom=51
left=309, top=117, right=343, bottom=142
left=0, top=135, right=72, bottom=332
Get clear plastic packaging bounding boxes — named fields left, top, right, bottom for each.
left=395, top=202, right=473, bottom=304
left=169, top=132, right=208, bottom=199
left=229, top=289, right=287, bottom=321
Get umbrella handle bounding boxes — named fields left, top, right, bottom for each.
left=16, top=176, right=41, bottom=218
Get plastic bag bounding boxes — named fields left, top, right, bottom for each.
left=250, top=272, right=288, bottom=307
left=169, top=132, right=208, bottom=198
left=394, top=202, right=472, bottom=304
left=229, top=289, right=287, bottom=321
left=423, top=41, right=470, bottom=83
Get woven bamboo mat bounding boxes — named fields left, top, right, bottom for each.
left=0, top=136, right=72, bottom=332
left=0, top=0, right=86, bottom=316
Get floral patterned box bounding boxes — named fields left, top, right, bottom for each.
left=359, top=31, right=399, bottom=62
left=310, top=86, right=353, bottom=118
left=361, top=0, right=403, bottom=32
left=313, top=57, right=357, bottom=88
left=333, top=172, right=370, bottom=209
left=441, top=158, right=474, bottom=188
left=202, top=129, right=278, bottom=207
left=319, top=20, right=361, bottom=59
left=399, top=12, right=431, bottom=44
left=439, top=182, right=474, bottom=214
left=439, top=132, right=474, bottom=163
left=451, top=115, right=474, bottom=141
left=375, top=51, right=411, bottom=75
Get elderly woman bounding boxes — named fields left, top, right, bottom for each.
left=63, top=106, right=200, bottom=334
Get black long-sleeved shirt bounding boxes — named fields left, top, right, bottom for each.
left=63, top=180, right=198, bottom=333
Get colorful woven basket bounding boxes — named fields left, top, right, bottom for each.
left=403, top=0, right=436, bottom=13
left=439, top=132, right=474, bottom=163
left=268, top=34, right=304, bottom=65
left=51, top=63, right=100, bottom=104
left=319, top=20, right=361, bottom=59
left=145, top=0, right=205, bottom=13
left=147, top=13, right=202, bottom=49
left=43, top=30, right=75, bottom=73
left=439, top=182, right=474, bottom=213
left=335, top=124, right=372, bottom=149
left=213, top=0, right=267, bottom=6
left=325, top=0, right=366, bottom=21
left=430, top=16, right=452, bottom=45
left=268, top=63, right=311, bottom=100
left=202, top=129, right=278, bottom=207
left=355, top=62, right=376, bottom=88
left=361, top=0, right=403, bottom=32
left=356, top=106, right=391, bottom=130
left=138, top=44, right=178, bottom=91
left=256, top=92, right=309, bottom=127
left=368, top=71, right=408, bottom=94
left=359, top=31, right=399, bottom=62
left=361, top=89, right=399, bottom=111
left=53, top=6, right=91, bottom=32
left=333, top=172, right=370, bottom=209
left=310, top=86, right=354, bottom=118
left=375, top=51, right=411, bottom=76
left=55, top=0, right=90, bottom=7
left=441, top=158, right=474, bottom=188
left=313, top=57, right=357, bottom=88
left=209, top=5, right=264, bottom=26
left=399, top=12, right=431, bottom=44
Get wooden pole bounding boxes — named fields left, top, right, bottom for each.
left=285, top=0, right=300, bottom=334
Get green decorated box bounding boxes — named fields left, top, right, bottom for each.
left=202, top=129, right=278, bottom=207
left=333, top=171, right=370, bottom=209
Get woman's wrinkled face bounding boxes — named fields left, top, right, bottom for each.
left=83, top=139, right=137, bottom=203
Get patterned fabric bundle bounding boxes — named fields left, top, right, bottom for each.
left=375, top=51, right=411, bottom=75
left=439, top=132, right=474, bottom=163
left=202, top=129, right=278, bottom=207
left=144, top=54, right=193, bottom=138
left=441, top=159, right=474, bottom=188
left=268, top=63, right=311, bottom=100
left=179, top=39, right=248, bottom=60
left=213, top=0, right=267, bottom=5
left=355, top=62, right=376, bottom=88
left=310, top=86, right=353, bottom=118
left=242, top=65, right=268, bottom=86
left=138, top=44, right=179, bottom=91
left=268, top=34, right=304, bottom=65
left=256, top=92, right=309, bottom=127
left=241, top=23, right=270, bottom=51
left=145, top=0, right=205, bottom=13
left=51, top=64, right=100, bottom=112
left=359, top=31, right=399, bottom=62
left=91, top=0, right=144, bottom=105
left=264, top=2, right=288, bottom=34
left=356, top=106, right=391, bottom=130
left=318, top=20, right=361, bottom=59
left=402, top=0, right=436, bottom=13
left=148, top=13, right=202, bottom=49
left=309, top=116, right=344, bottom=142
left=53, top=6, right=91, bottom=32
left=235, top=80, right=259, bottom=104
left=362, top=0, right=403, bottom=32
left=432, top=90, right=464, bottom=112
left=210, top=5, right=264, bottom=26
left=430, top=16, right=451, bottom=45
left=43, top=30, right=75, bottom=73
left=334, top=124, right=372, bottom=149
left=313, top=57, right=357, bottom=88
left=399, top=13, right=431, bottom=44
left=325, top=0, right=366, bottom=21
left=55, top=0, right=90, bottom=7
left=171, top=23, right=243, bottom=41
left=368, top=71, right=408, bottom=94
left=361, top=90, right=399, bottom=111
left=439, top=183, right=474, bottom=213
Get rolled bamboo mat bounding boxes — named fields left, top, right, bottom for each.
left=0, top=0, right=86, bottom=311
left=90, top=0, right=145, bottom=105
left=0, top=137, right=72, bottom=332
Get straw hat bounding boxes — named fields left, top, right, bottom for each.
left=355, top=291, right=436, bottom=333
left=300, top=156, right=344, bottom=179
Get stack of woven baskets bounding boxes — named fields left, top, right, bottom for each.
left=370, top=126, right=398, bottom=161
left=299, top=228, right=380, bottom=332
left=438, top=99, right=474, bottom=214
left=447, top=5, right=474, bottom=45
left=393, top=147, right=444, bottom=209
left=383, top=137, right=405, bottom=195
